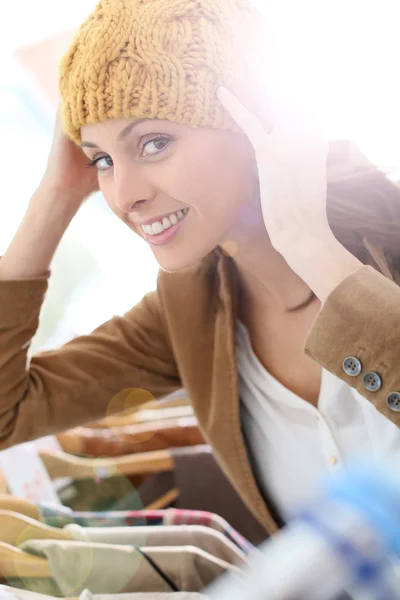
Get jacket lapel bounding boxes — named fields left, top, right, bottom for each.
left=206, top=249, right=280, bottom=535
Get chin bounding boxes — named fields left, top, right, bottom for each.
left=149, top=230, right=224, bottom=272
left=151, top=246, right=209, bottom=273
left=139, top=212, right=232, bottom=272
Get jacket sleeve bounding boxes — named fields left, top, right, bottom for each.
left=304, top=265, right=400, bottom=424
left=0, top=272, right=181, bottom=448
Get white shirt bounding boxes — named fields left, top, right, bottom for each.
left=237, top=319, right=400, bottom=521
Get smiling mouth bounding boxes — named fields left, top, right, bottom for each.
left=140, top=208, right=189, bottom=236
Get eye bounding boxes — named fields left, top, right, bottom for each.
left=87, top=155, right=113, bottom=172
left=86, top=134, right=172, bottom=172
left=141, top=135, right=172, bottom=156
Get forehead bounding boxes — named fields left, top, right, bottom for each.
left=81, top=117, right=151, bottom=138
left=80, top=117, right=188, bottom=147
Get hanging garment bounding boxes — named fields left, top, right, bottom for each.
left=15, top=540, right=242, bottom=596
left=37, top=506, right=253, bottom=555
left=120, top=446, right=267, bottom=546
left=63, top=524, right=245, bottom=565
left=1, top=584, right=208, bottom=600
left=83, top=594, right=208, bottom=600
left=44, top=445, right=267, bottom=547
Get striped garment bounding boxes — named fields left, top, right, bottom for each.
left=38, top=503, right=254, bottom=554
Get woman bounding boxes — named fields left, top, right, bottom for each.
left=1, top=0, right=400, bottom=536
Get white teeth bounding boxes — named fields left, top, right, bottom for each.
left=151, top=221, right=164, bottom=234
left=141, top=209, right=188, bottom=236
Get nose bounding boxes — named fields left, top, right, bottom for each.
left=113, top=163, right=155, bottom=214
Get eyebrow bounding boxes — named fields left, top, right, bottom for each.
left=80, top=118, right=149, bottom=148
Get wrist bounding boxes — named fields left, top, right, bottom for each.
left=291, top=234, right=363, bottom=303
left=31, top=184, right=83, bottom=224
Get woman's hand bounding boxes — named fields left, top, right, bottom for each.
left=38, top=102, right=99, bottom=210
left=217, top=86, right=362, bottom=302
left=0, top=103, right=100, bottom=280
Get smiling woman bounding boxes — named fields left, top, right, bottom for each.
left=78, top=114, right=258, bottom=271
left=1, top=0, right=400, bottom=562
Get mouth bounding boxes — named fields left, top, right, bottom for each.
left=140, top=208, right=190, bottom=247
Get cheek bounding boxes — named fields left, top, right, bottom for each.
left=99, top=181, right=132, bottom=224
left=172, top=149, right=251, bottom=209
left=99, top=178, right=122, bottom=215
left=98, top=178, right=111, bottom=200
left=205, top=155, right=254, bottom=211
left=156, top=158, right=206, bottom=200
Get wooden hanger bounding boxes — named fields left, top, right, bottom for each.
left=0, top=496, right=41, bottom=521
left=0, top=509, right=74, bottom=546
left=56, top=413, right=200, bottom=455
left=86, top=395, right=191, bottom=429
left=39, top=448, right=174, bottom=480
left=0, top=541, right=51, bottom=578
left=0, top=487, right=178, bottom=520
left=145, top=488, right=179, bottom=510
left=129, top=405, right=194, bottom=424
left=0, top=449, right=175, bottom=508
left=0, top=489, right=178, bottom=530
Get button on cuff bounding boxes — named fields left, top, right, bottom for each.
left=342, top=356, right=362, bottom=377
left=386, top=392, right=400, bottom=412
left=362, top=371, right=382, bottom=393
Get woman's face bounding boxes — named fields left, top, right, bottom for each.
left=80, top=117, right=261, bottom=271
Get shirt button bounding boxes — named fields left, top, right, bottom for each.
left=342, top=356, right=362, bottom=377
left=329, top=456, right=338, bottom=465
left=362, top=371, right=382, bottom=392
left=386, top=392, right=400, bottom=412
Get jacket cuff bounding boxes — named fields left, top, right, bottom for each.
left=304, top=265, right=400, bottom=423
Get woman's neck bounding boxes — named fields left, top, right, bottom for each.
left=231, top=231, right=316, bottom=314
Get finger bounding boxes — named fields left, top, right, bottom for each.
left=217, top=87, right=273, bottom=153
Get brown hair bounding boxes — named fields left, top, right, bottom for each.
left=326, top=139, right=400, bottom=283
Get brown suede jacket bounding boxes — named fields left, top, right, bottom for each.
left=0, top=246, right=399, bottom=535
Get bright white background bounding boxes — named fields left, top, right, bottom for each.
left=0, top=0, right=399, bottom=349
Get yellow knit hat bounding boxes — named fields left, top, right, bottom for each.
left=59, top=0, right=271, bottom=145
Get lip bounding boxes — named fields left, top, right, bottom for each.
left=141, top=210, right=189, bottom=247
left=137, top=210, right=187, bottom=226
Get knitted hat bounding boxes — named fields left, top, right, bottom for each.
left=59, top=0, right=272, bottom=145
